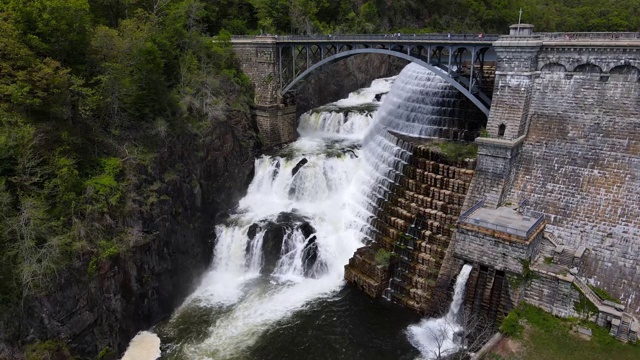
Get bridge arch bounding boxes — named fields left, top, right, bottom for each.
left=280, top=48, right=491, bottom=116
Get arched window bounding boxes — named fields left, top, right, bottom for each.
left=498, top=124, right=506, bottom=137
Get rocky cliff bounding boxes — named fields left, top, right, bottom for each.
left=2, top=113, right=259, bottom=359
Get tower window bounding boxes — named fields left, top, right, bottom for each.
left=498, top=124, right=506, bottom=137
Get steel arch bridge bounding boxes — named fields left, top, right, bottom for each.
left=274, top=34, right=498, bottom=116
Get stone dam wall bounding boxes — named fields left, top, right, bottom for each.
left=502, top=69, right=640, bottom=313
left=345, top=134, right=476, bottom=314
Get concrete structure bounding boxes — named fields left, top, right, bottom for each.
left=231, top=34, right=499, bottom=146
left=344, top=134, right=476, bottom=314
left=463, top=27, right=640, bottom=313
left=232, top=27, right=640, bottom=313
left=454, top=204, right=546, bottom=274
left=453, top=204, right=639, bottom=342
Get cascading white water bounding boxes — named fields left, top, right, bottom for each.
left=407, top=264, right=474, bottom=360
left=155, top=76, right=398, bottom=360
left=125, top=63, right=472, bottom=359
left=297, top=77, right=394, bottom=139
left=369, top=63, right=464, bottom=139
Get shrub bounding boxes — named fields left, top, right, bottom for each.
left=374, top=248, right=392, bottom=267
left=500, top=311, right=524, bottom=337
left=25, top=340, right=73, bottom=360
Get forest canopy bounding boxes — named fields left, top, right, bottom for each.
left=207, top=0, right=640, bottom=35
left=0, top=0, right=252, bottom=317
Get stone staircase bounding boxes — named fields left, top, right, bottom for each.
left=554, top=247, right=574, bottom=267
left=614, top=314, right=633, bottom=341
left=573, top=276, right=638, bottom=343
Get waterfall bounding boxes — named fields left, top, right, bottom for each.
left=407, top=264, right=474, bottom=360
left=151, top=74, right=396, bottom=360
left=124, top=63, right=472, bottom=359
left=369, top=63, right=465, bottom=139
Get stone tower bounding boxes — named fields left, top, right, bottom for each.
left=464, top=24, right=542, bottom=209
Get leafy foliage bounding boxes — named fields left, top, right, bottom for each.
left=574, top=290, right=599, bottom=320
left=203, top=0, right=640, bottom=35
left=25, top=339, right=73, bottom=360
left=374, top=248, right=392, bottom=267
left=0, top=0, right=251, bottom=316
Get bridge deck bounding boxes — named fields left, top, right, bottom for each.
left=231, top=32, right=640, bottom=47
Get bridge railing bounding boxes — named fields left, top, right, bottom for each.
left=540, top=32, right=640, bottom=41
left=232, top=34, right=501, bottom=42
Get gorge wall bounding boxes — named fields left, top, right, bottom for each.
left=5, top=114, right=259, bottom=359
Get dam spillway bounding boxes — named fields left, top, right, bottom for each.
left=126, top=63, right=490, bottom=359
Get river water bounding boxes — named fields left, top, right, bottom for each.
left=122, top=64, right=473, bottom=360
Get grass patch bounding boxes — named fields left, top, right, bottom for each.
left=500, top=304, right=640, bottom=360
left=589, top=285, right=621, bottom=304
left=437, top=142, right=478, bottom=163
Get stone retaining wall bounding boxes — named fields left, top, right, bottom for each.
left=344, top=135, right=476, bottom=314
left=524, top=270, right=581, bottom=318
left=505, top=71, right=640, bottom=313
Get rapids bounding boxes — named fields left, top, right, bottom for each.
left=124, top=63, right=474, bottom=360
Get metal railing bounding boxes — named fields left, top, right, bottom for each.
left=231, top=33, right=501, bottom=42
left=573, top=276, right=623, bottom=315
left=459, top=200, right=545, bottom=239
left=458, top=200, right=485, bottom=222
left=540, top=32, right=640, bottom=41
left=231, top=32, right=640, bottom=43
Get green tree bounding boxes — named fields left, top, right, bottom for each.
left=0, top=0, right=92, bottom=68
left=0, top=16, right=70, bottom=116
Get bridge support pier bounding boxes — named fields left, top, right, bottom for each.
left=255, top=104, right=297, bottom=148
left=232, top=37, right=298, bottom=148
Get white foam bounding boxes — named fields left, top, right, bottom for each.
left=121, top=331, right=161, bottom=360
left=128, top=63, right=467, bottom=359
left=407, top=264, right=473, bottom=359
